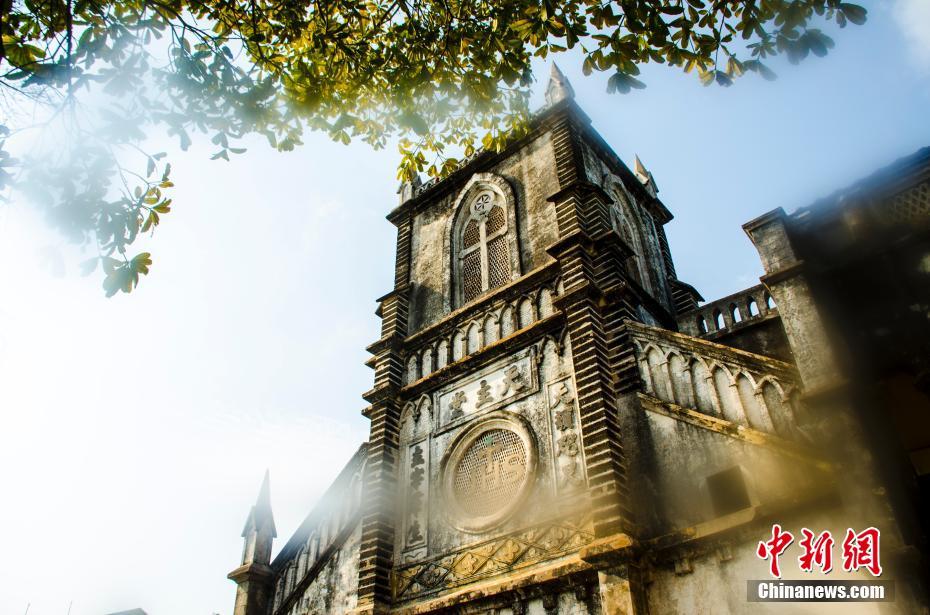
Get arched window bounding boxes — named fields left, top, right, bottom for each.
left=697, top=315, right=708, bottom=334
left=608, top=186, right=648, bottom=290
left=713, top=309, right=725, bottom=331
left=730, top=303, right=742, bottom=323
left=764, top=291, right=776, bottom=310
left=451, top=175, right=520, bottom=307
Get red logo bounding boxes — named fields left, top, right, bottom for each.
left=756, top=524, right=794, bottom=578
left=756, top=525, right=882, bottom=578
left=842, top=527, right=882, bottom=577
left=798, top=529, right=834, bottom=574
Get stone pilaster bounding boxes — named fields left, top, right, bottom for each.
left=596, top=565, right=646, bottom=615
left=743, top=208, right=841, bottom=392
left=356, top=214, right=413, bottom=614
left=546, top=109, right=638, bottom=541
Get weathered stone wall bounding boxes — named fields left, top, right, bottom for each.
left=393, top=334, right=596, bottom=604
left=268, top=447, right=366, bottom=615
left=709, top=318, right=792, bottom=363
left=407, top=131, right=560, bottom=334
left=489, top=588, right=602, bottom=615
left=636, top=406, right=829, bottom=531
left=283, top=523, right=361, bottom=615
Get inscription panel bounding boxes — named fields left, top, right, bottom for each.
left=436, top=349, right=537, bottom=429
left=546, top=377, right=587, bottom=493
left=403, top=440, right=429, bottom=552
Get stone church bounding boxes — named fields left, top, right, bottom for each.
left=227, top=66, right=930, bottom=614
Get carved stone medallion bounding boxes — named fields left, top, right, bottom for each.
left=440, top=412, right=538, bottom=533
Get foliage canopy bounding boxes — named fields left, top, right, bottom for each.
left=0, top=0, right=866, bottom=295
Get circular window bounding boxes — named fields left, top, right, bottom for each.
left=441, top=413, right=537, bottom=533
left=470, top=190, right=495, bottom=217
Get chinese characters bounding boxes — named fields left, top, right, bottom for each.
left=756, top=525, right=882, bottom=578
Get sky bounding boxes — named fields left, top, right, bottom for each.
left=1, top=1, right=929, bottom=614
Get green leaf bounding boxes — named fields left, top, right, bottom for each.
left=141, top=211, right=159, bottom=232
left=131, top=252, right=152, bottom=275
left=607, top=72, right=646, bottom=94
left=839, top=3, right=867, bottom=26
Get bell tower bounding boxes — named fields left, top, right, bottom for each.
left=355, top=67, right=692, bottom=614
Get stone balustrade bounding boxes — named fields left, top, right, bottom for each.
left=629, top=321, right=801, bottom=440
left=678, top=283, right=776, bottom=337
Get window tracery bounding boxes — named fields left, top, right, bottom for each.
left=452, top=178, right=519, bottom=306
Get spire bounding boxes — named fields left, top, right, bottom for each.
left=238, top=470, right=276, bottom=570
left=545, top=63, right=575, bottom=106
left=242, top=469, right=276, bottom=539
left=229, top=471, right=277, bottom=615
left=633, top=155, right=659, bottom=197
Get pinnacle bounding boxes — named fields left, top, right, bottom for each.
left=545, top=62, right=575, bottom=105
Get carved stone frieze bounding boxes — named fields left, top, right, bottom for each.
left=391, top=515, right=594, bottom=602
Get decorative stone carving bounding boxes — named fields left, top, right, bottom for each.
left=391, top=514, right=594, bottom=601
left=449, top=391, right=467, bottom=420
left=559, top=459, right=584, bottom=489
left=476, top=380, right=494, bottom=407
left=553, top=406, right=574, bottom=431
left=400, top=395, right=433, bottom=442
left=439, top=412, right=538, bottom=533
left=499, top=364, right=528, bottom=396
left=404, top=442, right=429, bottom=550
left=437, top=349, right=537, bottom=427
left=406, top=519, right=424, bottom=544
left=546, top=377, right=586, bottom=493
left=557, top=432, right=579, bottom=457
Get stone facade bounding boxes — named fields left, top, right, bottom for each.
left=229, top=73, right=930, bottom=614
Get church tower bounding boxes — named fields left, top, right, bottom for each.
left=232, top=62, right=930, bottom=614
left=229, top=471, right=277, bottom=615
left=233, top=64, right=930, bottom=615
left=354, top=66, right=695, bottom=615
